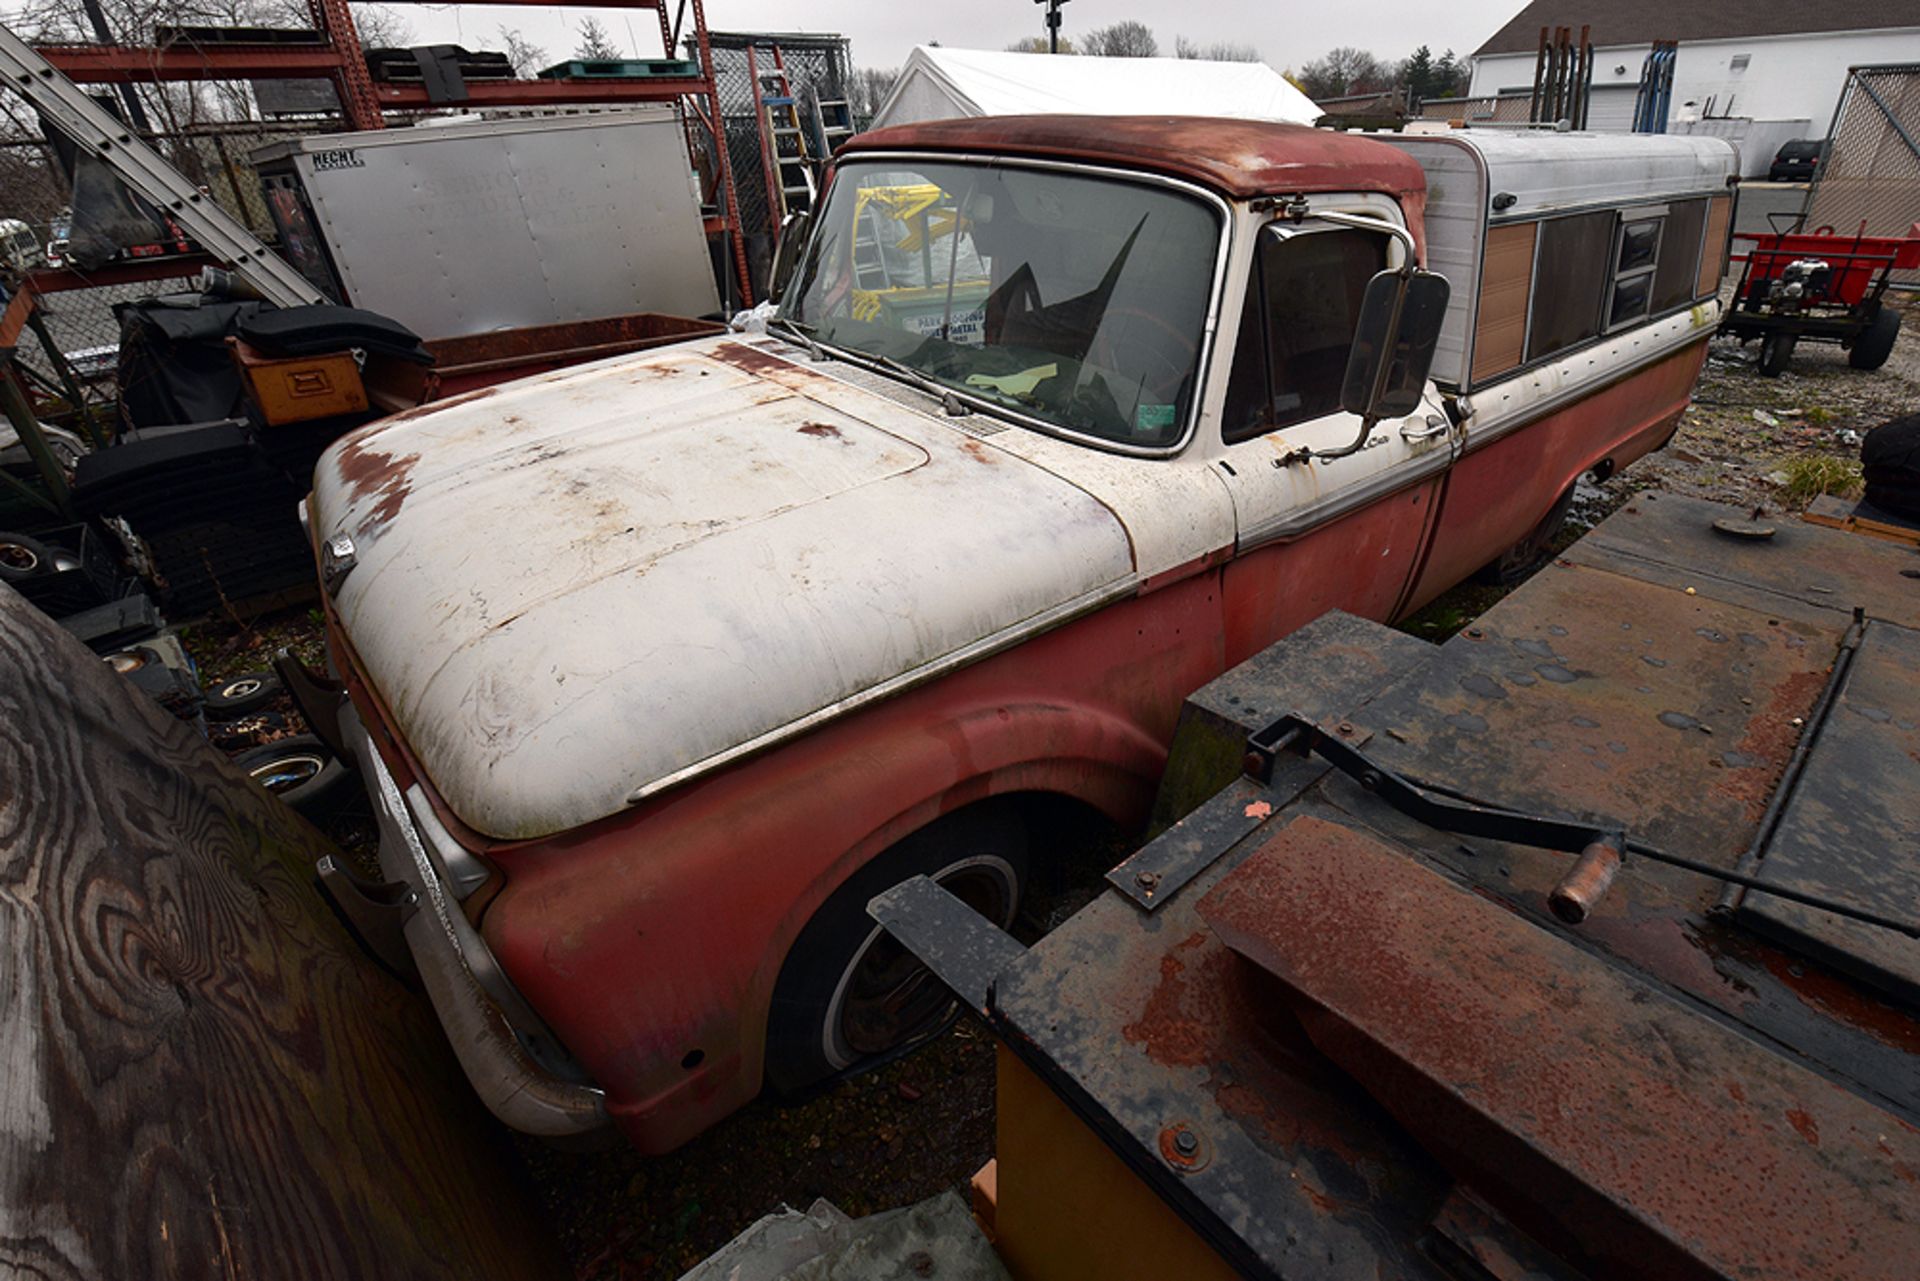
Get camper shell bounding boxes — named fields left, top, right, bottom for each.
left=1379, top=131, right=1736, bottom=392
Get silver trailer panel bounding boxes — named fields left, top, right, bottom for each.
left=253, top=111, right=719, bottom=339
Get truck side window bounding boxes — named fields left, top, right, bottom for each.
left=1222, top=227, right=1387, bottom=444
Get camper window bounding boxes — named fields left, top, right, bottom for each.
left=1606, top=215, right=1664, bottom=330
left=1222, top=225, right=1388, bottom=444
left=1652, top=197, right=1709, bottom=313
left=1525, top=211, right=1613, bottom=361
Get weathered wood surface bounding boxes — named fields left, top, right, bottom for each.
left=0, top=585, right=565, bottom=1280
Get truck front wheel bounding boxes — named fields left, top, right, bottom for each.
left=763, top=801, right=1029, bottom=1095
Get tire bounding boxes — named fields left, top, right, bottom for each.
left=0, top=532, right=55, bottom=583
left=204, top=669, right=283, bottom=720
left=1758, top=332, right=1795, bottom=378
left=763, top=802, right=1030, bottom=1095
left=1474, top=483, right=1578, bottom=588
left=1849, top=306, right=1901, bottom=371
left=231, top=733, right=352, bottom=819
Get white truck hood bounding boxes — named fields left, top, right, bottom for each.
left=312, top=336, right=1136, bottom=840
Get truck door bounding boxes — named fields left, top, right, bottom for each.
left=1211, top=218, right=1453, bottom=666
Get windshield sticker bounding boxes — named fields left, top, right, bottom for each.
left=1135, top=404, right=1177, bottom=432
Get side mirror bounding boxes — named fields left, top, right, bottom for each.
left=768, top=210, right=812, bottom=304
left=1340, top=269, right=1451, bottom=422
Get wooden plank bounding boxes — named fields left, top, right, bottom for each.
left=1699, top=194, right=1733, bottom=298
left=1470, top=221, right=1535, bottom=386
left=0, top=584, right=565, bottom=1281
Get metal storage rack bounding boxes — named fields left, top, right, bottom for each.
left=22, top=0, right=755, bottom=305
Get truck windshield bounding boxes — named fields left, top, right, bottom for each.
left=781, top=159, right=1221, bottom=449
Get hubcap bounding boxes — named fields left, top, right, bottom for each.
left=249, top=752, right=324, bottom=792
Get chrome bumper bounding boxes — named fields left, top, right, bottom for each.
left=339, top=704, right=609, bottom=1138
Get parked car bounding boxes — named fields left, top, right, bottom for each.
left=1768, top=138, right=1828, bottom=183
left=0, top=217, right=45, bottom=273
left=296, top=118, right=1737, bottom=1151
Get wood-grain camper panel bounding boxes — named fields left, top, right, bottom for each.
left=1698, top=195, right=1732, bottom=298
left=1471, top=221, right=1537, bottom=386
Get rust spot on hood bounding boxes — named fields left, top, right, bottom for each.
left=960, top=439, right=1000, bottom=465
left=798, top=422, right=846, bottom=442
left=335, top=434, right=420, bottom=534
left=707, top=341, right=799, bottom=377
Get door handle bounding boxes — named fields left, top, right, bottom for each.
left=1400, top=414, right=1450, bottom=442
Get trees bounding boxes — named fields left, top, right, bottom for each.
left=496, top=27, right=548, bottom=79
left=1174, top=36, right=1261, bottom=62
left=850, top=66, right=901, bottom=119
left=1082, top=21, right=1158, bottom=58
left=1295, top=46, right=1391, bottom=100
left=1398, top=45, right=1471, bottom=104
left=572, top=17, right=620, bottom=62
left=1005, top=35, right=1073, bottom=54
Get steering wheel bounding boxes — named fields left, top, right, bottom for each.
left=1091, top=306, right=1200, bottom=404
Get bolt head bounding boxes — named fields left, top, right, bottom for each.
left=1173, top=1128, right=1199, bottom=1155
left=1134, top=870, right=1160, bottom=891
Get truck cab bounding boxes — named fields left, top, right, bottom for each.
left=305, top=116, right=1736, bottom=1152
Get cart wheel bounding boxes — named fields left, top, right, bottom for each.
left=1759, top=332, right=1796, bottom=378
left=1849, top=306, right=1901, bottom=371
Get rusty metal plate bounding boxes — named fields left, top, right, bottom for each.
left=1197, top=813, right=1920, bottom=1281
left=1359, top=558, right=1840, bottom=907
left=1741, top=620, right=1920, bottom=1002
left=1567, top=491, right=1920, bottom=630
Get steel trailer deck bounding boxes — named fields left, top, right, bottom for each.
left=877, top=492, right=1920, bottom=1281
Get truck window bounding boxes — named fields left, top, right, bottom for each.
left=1222, top=226, right=1387, bottom=444
left=785, top=159, right=1221, bottom=450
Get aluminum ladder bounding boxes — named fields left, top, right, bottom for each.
left=0, top=20, right=323, bottom=307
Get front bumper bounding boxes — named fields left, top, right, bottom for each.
left=338, top=703, right=610, bottom=1138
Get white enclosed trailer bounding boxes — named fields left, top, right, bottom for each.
left=250, top=110, right=720, bottom=339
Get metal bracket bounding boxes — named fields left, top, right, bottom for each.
left=315, top=854, right=418, bottom=977
left=273, top=646, right=347, bottom=758
left=868, top=875, right=1028, bottom=1017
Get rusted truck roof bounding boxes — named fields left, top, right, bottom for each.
left=842, top=114, right=1428, bottom=202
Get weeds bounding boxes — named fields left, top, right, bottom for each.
left=1777, top=454, right=1863, bottom=504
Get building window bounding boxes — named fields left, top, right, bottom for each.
left=1223, top=226, right=1387, bottom=443
left=1730, top=54, right=1751, bottom=72
left=1525, top=210, right=1613, bottom=360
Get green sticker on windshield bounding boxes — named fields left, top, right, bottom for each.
left=1135, top=404, right=1177, bottom=433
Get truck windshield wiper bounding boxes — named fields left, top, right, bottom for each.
left=767, top=316, right=826, bottom=361
left=863, top=353, right=972, bottom=418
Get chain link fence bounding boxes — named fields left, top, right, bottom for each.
left=1, top=109, right=342, bottom=400
left=1807, top=64, right=1920, bottom=286
left=704, top=32, right=852, bottom=242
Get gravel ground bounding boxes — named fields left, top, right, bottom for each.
left=172, top=294, right=1919, bottom=1280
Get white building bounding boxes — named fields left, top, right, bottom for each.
left=1468, top=2, right=1920, bottom=172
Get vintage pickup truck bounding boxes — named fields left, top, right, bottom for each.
left=298, top=117, right=1737, bottom=1150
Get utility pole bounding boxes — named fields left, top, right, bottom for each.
left=1034, top=0, right=1069, bottom=53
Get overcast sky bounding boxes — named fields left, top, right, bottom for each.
left=390, top=1, right=1522, bottom=73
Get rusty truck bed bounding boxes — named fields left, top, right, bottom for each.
left=877, top=491, right=1920, bottom=1280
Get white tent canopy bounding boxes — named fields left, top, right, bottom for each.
left=871, top=46, right=1321, bottom=130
